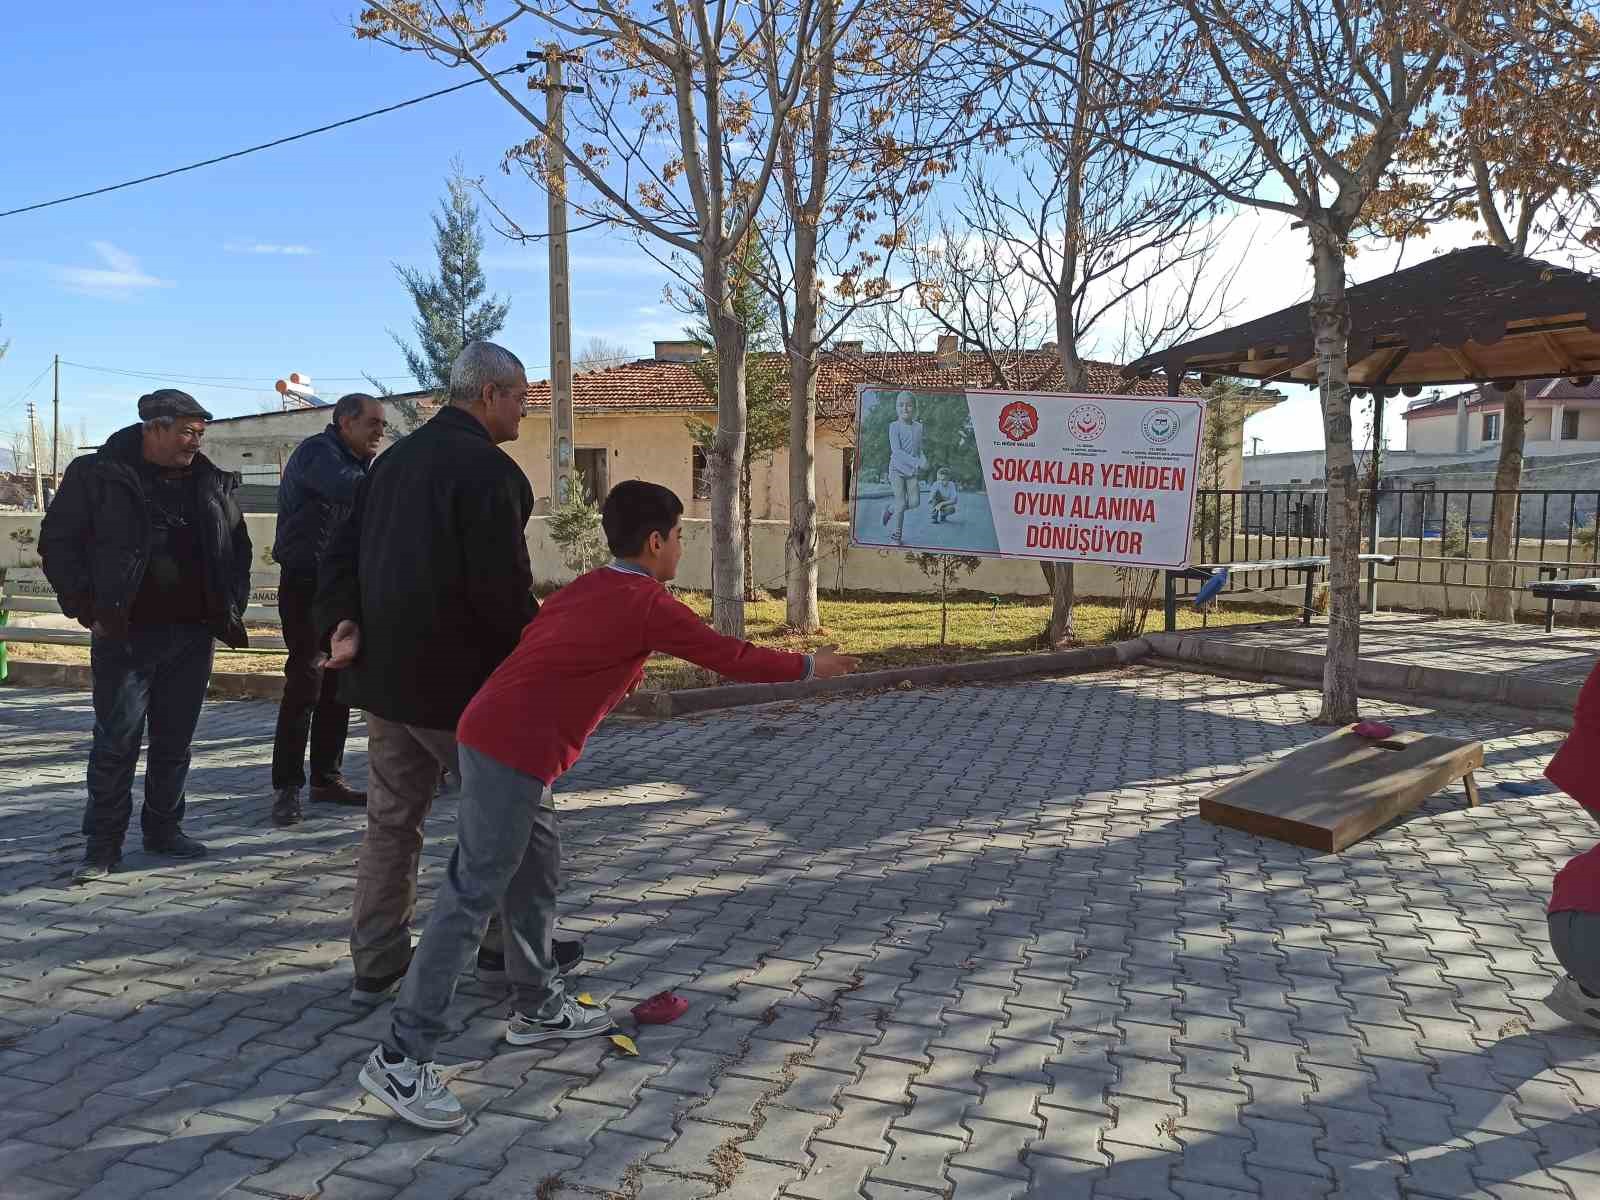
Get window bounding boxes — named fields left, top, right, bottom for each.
left=842, top=447, right=855, bottom=504
left=1482, top=412, right=1501, bottom=442
left=1564, top=409, right=1581, bottom=441
left=691, top=445, right=711, bottom=499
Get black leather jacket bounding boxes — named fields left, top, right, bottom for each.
left=39, top=424, right=253, bottom=647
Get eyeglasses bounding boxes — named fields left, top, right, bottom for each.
left=176, top=425, right=206, bottom=442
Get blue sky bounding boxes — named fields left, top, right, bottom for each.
left=0, top=1, right=1510, bottom=460
left=0, top=1, right=683, bottom=447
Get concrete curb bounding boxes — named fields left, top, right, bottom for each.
left=613, top=637, right=1155, bottom=719
left=2, top=640, right=1154, bottom=712
left=1144, top=630, right=1579, bottom=721
left=2, top=658, right=285, bottom=700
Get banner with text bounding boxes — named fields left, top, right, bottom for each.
left=849, top=386, right=1206, bottom=569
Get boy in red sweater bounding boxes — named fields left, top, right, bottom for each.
left=360, top=481, right=858, bottom=1129
left=1544, top=658, right=1600, bottom=1030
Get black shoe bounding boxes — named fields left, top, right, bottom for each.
left=272, top=787, right=303, bottom=827
left=476, top=939, right=584, bottom=983
left=351, top=957, right=411, bottom=1005
left=73, top=844, right=121, bottom=882
left=310, top=778, right=367, bottom=807
left=143, top=831, right=207, bottom=859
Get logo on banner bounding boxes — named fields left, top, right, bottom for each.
left=998, top=400, right=1039, bottom=442
left=1066, top=403, right=1108, bottom=443
left=1141, top=407, right=1181, bottom=445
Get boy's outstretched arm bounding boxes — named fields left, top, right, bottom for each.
left=645, top=592, right=859, bottom=682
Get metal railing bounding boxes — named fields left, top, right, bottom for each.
left=1177, top=486, right=1600, bottom=612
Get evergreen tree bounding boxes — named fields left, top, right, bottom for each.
left=392, top=161, right=511, bottom=392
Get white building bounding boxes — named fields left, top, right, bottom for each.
left=198, top=390, right=435, bottom=478
left=1401, top=376, right=1600, bottom=456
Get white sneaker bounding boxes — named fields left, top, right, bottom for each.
left=1543, top=975, right=1600, bottom=1033
left=505, top=994, right=616, bottom=1046
left=358, top=1045, right=466, bottom=1130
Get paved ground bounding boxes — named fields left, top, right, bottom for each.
left=0, top=666, right=1597, bottom=1200
left=1174, top=614, right=1599, bottom=690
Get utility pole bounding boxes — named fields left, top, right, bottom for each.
left=26, top=401, right=43, bottom=510
left=532, top=44, right=583, bottom=509
left=51, top=354, right=60, bottom=492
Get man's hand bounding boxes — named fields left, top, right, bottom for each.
left=811, top=645, right=860, bottom=679
left=321, top=620, right=361, bottom=669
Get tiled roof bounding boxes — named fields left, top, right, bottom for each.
left=523, top=349, right=1214, bottom=420
left=1403, top=376, right=1600, bottom=419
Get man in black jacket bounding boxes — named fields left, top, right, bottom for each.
left=40, top=389, right=253, bottom=881
left=317, top=341, right=540, bottom=1003
left=269, top=393, right=385, bottom=826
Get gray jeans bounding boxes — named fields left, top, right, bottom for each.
left=1549, top=909, right=1600, bottom=996
left=388, top=743, right=564, bottom=1063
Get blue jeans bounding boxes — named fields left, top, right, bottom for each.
left=86, top=623, right=214, bottom=850
left=388, top=744, right=563, bottom=1063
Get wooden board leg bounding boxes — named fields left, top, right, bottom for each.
left=1463, top=771, right=1481, bottom=808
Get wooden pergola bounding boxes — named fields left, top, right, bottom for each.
left=1122, top=245, right=1600, bottom=397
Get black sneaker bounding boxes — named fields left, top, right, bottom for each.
left=351, top=958, right=411, bottom=1005
left=476, top=939, right=584, bottom=983
left=73, top=844, right=121, bottom=882
left=271, top=787, right=303, bottom=827
left=143, top=831, right=207, bottom=858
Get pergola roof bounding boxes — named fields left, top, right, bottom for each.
left=1123, top=246, right=1600, bottom=395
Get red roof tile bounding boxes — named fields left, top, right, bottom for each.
left=523, top=349, right=1208, bottom=420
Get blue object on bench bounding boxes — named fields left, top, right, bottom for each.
left=1194, top=568, right=1229, bottom=607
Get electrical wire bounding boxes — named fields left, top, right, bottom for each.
left=0, top=363, right=53, bottom=417
left=0, top=64, right=529, bottom=220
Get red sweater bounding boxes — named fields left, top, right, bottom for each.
left=1547, top=658, right=1600, bottom=814
left=1551, top=844, right=1600, bottom=915
left=457, top=565, right=809, bottom=783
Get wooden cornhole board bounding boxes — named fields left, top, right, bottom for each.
left=1200, top=726, right=1484, bottom=851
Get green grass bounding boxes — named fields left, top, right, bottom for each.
left=640, top=589, right=1291, bottom=690
left=7, top=591, right=1292, bottom=691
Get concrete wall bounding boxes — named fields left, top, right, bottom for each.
left=5, top=510, right=1583, bottom=620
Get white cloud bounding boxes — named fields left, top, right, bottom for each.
left=224, top=241, right=315, bottom=256
left=53, top=242, right=173, bottom=298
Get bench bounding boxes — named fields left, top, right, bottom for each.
left=0, top=571, right=287, bottom=677
left=1527, top=574, right=1600, bottom=633
left=1163, top=554, right=1397, bottom=632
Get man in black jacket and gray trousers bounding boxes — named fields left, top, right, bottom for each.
left=316, top=341, right=544, bottom=1003
left=269, top=392, right=385, bottom=826
left=40, top=389, right=253, bottom=881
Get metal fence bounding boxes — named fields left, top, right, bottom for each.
left=1179, top=486, right=1600, bottom=607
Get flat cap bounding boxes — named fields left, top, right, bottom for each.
left=137, top=389, right=213, bottom=422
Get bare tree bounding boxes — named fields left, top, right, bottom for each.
left=953, top=0, right=1237, bottom=645
left=358, top=0, right=852, bottom=635
left=573, top=335, right=636, bottom=372
left=1365, top=9, right=1600, bottom=621
left=1085, top=0, right=1471, bottom=722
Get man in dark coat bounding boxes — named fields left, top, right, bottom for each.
left=316, top=340, right=540, bottom=1003
left=40, top=389, right=253, bottom=881
left=268, top=393, right=385, bottom=826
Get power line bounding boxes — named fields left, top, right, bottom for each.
left=0, top=64, right=529, bottom=220
left=60, top=361, right=416, bottom=389
left=0, top=362, right=53, bottom=417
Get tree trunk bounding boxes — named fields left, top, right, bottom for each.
left=1309, top=228, right=1360, bottom=724
left=785, top=223, right=821, bottom=632
left=742, top=457, right=756, bottom=602
left=1040, top=297, right=1091, bottom=646
left=940, top=568, right=949, bottom=647
left=1485, top=383, right=1526, bottom=622
left=708, top=259, right=748, bottom=637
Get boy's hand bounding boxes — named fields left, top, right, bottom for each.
left=811, top=645, right=860, bottom=679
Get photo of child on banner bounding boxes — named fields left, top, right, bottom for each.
left=848, top=386, right=1206, bottom=568
left=851, top=389, right=999, bottom=553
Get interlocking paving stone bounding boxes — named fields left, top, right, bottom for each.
left=0, top=664, right=1595, bottom=1197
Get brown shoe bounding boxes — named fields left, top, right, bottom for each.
left=310, top=778, right=367, bottom=807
